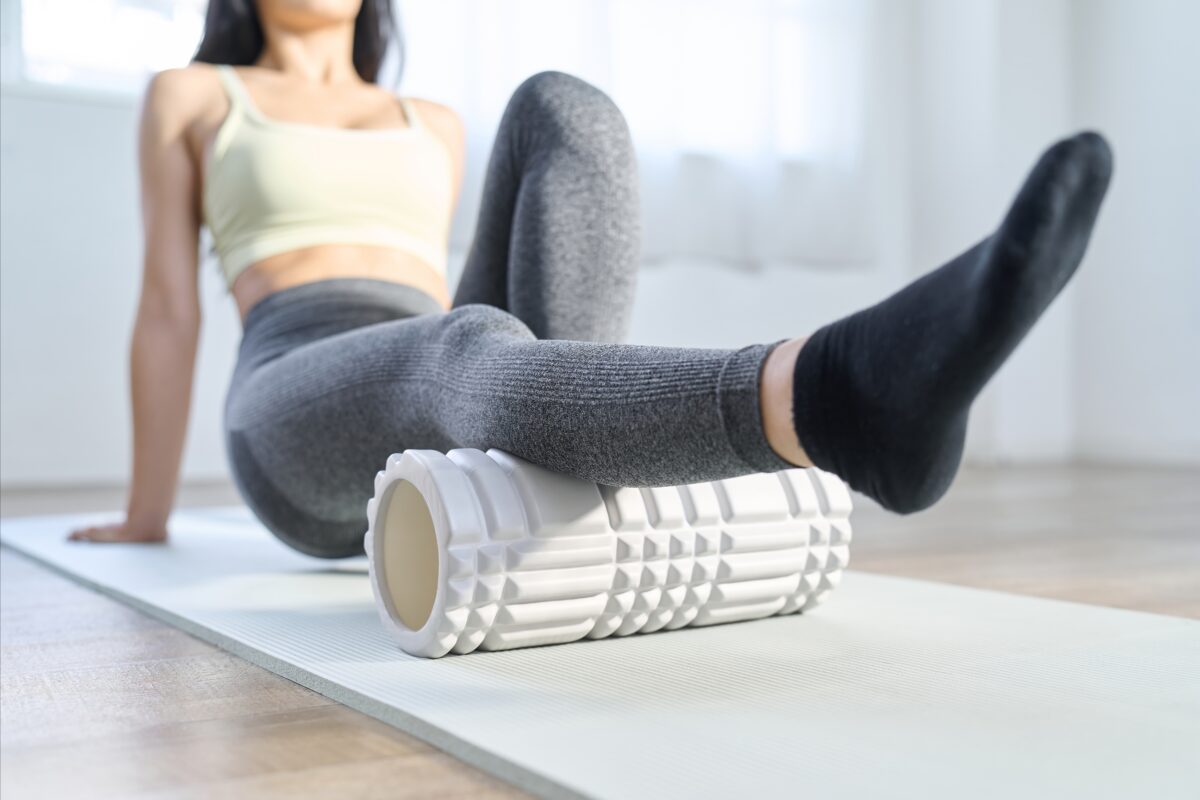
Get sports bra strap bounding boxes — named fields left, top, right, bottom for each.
left=210, top=65, right=248, bottom=163
left=398, top=96, right=421, bottom=131
left=215, top=64, right=249, bottom=113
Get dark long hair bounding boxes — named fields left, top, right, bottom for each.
left=192, top=0, right=401, bottom=84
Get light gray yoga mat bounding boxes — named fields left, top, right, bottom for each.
left=2, top=508, right=1197, bottom=800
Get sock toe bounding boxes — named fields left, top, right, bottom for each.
left=1075, top=131, right=1114, bottom=184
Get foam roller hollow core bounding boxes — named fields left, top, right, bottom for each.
left=365, top=448, right=853, bottom=658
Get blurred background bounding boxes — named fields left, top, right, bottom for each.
left=1, top=0, right=1197, bottom=491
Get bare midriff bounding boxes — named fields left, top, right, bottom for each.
left=231, top=244, right=452, bottom=322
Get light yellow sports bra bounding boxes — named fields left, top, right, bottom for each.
left=203, top=64, right=455, bottom=288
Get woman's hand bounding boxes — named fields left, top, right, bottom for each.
left=68, top=517, right=168, bottom=544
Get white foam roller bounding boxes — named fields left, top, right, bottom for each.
left=364, top=448, right=853, bottom=658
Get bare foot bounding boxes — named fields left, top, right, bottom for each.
left=68, top=520, right=168, bottom=544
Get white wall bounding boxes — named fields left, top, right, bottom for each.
left=629, top=0, right=914, bottom=348
left=0, top=85, right=242, bottom=485
left=904, top=0, right=1200, bottom=465
left=1069, top=0, right=1200, bottom=464
left=908, top=0, right=1079, bottom=463
left=1, top=0, right=1196, bottom=487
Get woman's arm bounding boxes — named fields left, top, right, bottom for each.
left=70, top=69, right=204, bottom=543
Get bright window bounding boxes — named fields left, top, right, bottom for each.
left=16, top=0, right=207, bottom=91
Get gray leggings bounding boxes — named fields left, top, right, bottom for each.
left=224, top=71, right=791, bottom=558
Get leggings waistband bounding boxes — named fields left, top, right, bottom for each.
left=237, top=279, right=447, bottom=370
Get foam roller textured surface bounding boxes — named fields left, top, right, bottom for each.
left=365, top=449, right=852, bottom=657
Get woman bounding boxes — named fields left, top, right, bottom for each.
left=70, top=0, right=1112, bottom=555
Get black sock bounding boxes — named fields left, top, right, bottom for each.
left=791, top=131, right=1113, bottom=513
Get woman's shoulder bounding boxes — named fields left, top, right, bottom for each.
left=141, top=64, right=225, bottom=129
left=145, top=63, right=223, bottom=104
left=406, top=96, right=459, bottom=119
left=406, top=97, right=464, bottom=154
left=137, top=65, right=231, bottom=170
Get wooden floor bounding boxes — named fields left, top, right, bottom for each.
left=2, top=466, right=1197, bottom=798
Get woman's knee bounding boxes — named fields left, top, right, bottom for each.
left=506, top=70, right=633, bottom=154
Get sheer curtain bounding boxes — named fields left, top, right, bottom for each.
left=397, top=0, right=877, bottom=270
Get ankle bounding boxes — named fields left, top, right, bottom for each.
left=760, top=336, right=814, bottom=468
